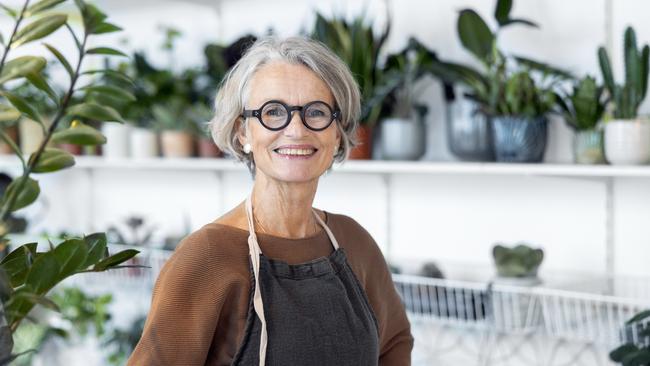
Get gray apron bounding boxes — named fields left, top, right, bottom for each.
left=230, top=195, right=380, bottom=366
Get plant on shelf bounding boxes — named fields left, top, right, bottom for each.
left=598, top=26, right=650, bottom=165
left=372, top=37, right=439, bottom=160
left=428, top=0, right=570, bottom=163
left=609, top=310, right=650, bottom=366
left=0, top=1, right=141, bottom=363
left=556, top=76, right=608, bottom=164
left=492, top=243, right=544, bottom=282
left=310, top=11, right=390, bottom=159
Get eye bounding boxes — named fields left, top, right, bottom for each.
left=307, top=109, right=326, bottom=117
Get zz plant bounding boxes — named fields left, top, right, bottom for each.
left=0, top=0, right=139, bottom=363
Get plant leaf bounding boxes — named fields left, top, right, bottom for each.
left=26, top=71, right=59, bottom=104
left=11, top=291, right=60, bottom=312
left=67, top=102, right=125, bottom=123
left=53, top=238, right=88, bottom=280
left=82, top=85, right=135, bottom=102
left=628, top=309, right=650, bottom=324
left=0, top=56, right=46, bottom=84
left=82, top=69, right=134, bottom=86
left=24, top=252, right=59, bottom=293
left=93, top=249, right=139, bottom=271
left=3, top=177, right=40, bottom=212
left=494, top=0, right=512, bottom=25
left=12, top=14, right=67, bottom=48
left=51, top=121, right=106, bottom=145
left=0, top=91, right=42, bottom=123
left=25, top=0, right=66, bottom=16
left=43, top=43, right=74, bottom=79
left=457, top=9, right=494, bottom=62
left=91, top=22, right=122, bottom=35
left=0, top=104, right=21, bottom=122
left=0, top=243, right=37, bottom=287
left=83, top=233, right=107, bottom=268
left=86, top=47, right=127, bottom=57
left=29, top=148, right=75, bottom=173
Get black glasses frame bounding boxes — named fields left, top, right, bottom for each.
left=241, top=100, right=341, bottom=132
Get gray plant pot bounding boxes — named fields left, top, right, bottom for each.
left=574, top=129, right=605, bottom=164
left=446, top=103, right=495, bottom=161
left=491, top=116, right=548, bottom=163
left=380, top=117, right=426, bottom=160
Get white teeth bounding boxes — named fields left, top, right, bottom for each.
left=276, top=148, right=316, bottom=156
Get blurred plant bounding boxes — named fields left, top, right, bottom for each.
left=428, top=0, right=570, bottom=118
left=492, top=243, right=544, bottom=278
left=0, top=0, right=141, bottom=362
left=103, top=314, right=145, bottom=365
left=106, top=215, right=156, bottom=247
left=310, top=11, right=390, bottom=126
left=556, top=76, right=607, bottom=131
left=598, top=26, right=649, bottom=120
left=610, top=310, right=650, bottom=365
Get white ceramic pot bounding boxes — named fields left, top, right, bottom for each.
left=604, top=119, right=650, bottom=165
left=130, top=127, right=158, bottom=158
left=101, top=123, right=131, bottom=159
left=380, top=117, right=426, bottom=160
left=160, top=130, right=194, bottom=158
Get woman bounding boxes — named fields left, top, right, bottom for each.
left=128, top=36, right=413, bottom=366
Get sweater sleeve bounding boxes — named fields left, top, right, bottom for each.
left=336, top=215, right=414, bottom=366
left=127, top=228, right=230, bottom=365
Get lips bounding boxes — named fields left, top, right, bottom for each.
left=273, top=145, right=318, bottom=158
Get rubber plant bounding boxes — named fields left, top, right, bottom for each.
left=0, top=0, right=139, bottom=363
left=598, top=26, right=649, bottom=120
left=427, top=0, right=571, bottom=117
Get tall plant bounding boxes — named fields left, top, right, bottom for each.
left=310, top=11, right=390, bottom=127
left=0, top=0, right=140, bottom=363
left=598, top=26, right=650, bottom=120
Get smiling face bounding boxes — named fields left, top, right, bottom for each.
left=238, top=62, right=341, bottom=183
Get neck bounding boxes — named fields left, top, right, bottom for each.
left=249, top=173, right=320, bottom=238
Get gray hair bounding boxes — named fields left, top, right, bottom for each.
left=209, top=36, right=360, bottom=174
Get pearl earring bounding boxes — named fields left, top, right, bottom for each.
left=243, top=143, right=251, bottom=154
left=333, top=146, right=339, bottom=156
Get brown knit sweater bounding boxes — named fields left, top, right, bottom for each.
left=128, top=211, right=413, bottom=365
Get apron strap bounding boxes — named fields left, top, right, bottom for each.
left=312, top=209, right=340, bottom=250
left=245, top=195, right=268, bottom=366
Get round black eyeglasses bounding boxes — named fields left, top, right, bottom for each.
left=241, top=100, right=340, bottom=131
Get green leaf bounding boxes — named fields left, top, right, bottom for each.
left=494, top=0, right=512, bottom=25
left=24, top=252, right=59, bottom=293
left=3, top=177, right=40, bottom=212
left=91, top=22, right=122, bottom=35
left=82, top=85, right=135, bottom=102
left=499, top=18, right=538, bottom=28
left=26, top=72, right=59, bottom=104
left=93, top=249, right=139, bottom=271
left=0, top=243, right=37, bottom=287
left=0, top=4, right=17, bottom=18
left=51, top=121, right=106, bottom=145
left=0, top=91, right=42, bottom=123
left=29, top=148, right=75, bottom=173
left=11, top=291, right=60, bottom=312
left=43, top=43, right=73, bottom=79
left=12, top=14, right=67, bottom=48
left=25, top=0, right=66, bottom=16
left=53, top=238, right=88, bottom=280
left=67, top=102, right=125, bottom=123
left=628, top=309, right=650, bottom=324
left=457, top=9, right=495, bottom=62
left=81, top=3, right=107, bottom=33
left=83, top=233, right=107, bottom=268
left=610, top=343, right=638, bottom=362
left=0, top=56, right=46, bottom=84
left=0, top=104, right=21, bottom=122
left=0, top=243, right=37, bottom=266
left=86, top=47, right=127, bottom=57
left=82, top=69, right=134, bottom=86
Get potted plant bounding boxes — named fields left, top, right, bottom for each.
left=428, top=0, right=570, bottom=162
left=557, top=76, right=608, bottom=164
left=311, top=12, right=390, bottom=159
left=0, top=1, right=141, bottom=362
left=492, top=243, right=544, bottom=286
left=375, top=38, right=435, bottom=160
left=599, top=26, right=650, bottom=165
left=153, top=98, right=195, bottom=158
left=189, top=104, right=221, bottom=158
left=610, top=310, right=650, bottom=365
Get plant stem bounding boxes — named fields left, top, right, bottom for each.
left=0, top=0, right=31, bottom=77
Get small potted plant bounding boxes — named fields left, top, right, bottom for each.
left=492, top=243, right=544, bottom=286
left=189, top=104, right=221, bottom=158
left=153, top=98, right=195, bottom=158
left=310, top=12, right=390, bottom=159
left=376, top=38, right=435, bottom=160
left=557, top=76, right=608, bottom=164
left=599, top=26, right=650, bottom=165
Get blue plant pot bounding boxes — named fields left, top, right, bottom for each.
left=491, top=116, right=548, bottom=163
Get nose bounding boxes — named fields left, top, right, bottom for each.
left=283, top=110, right=308, bottom=137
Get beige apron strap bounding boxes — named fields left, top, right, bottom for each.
left=312, top=209, right=340, bottom=250
left=245, top=195, right=268, bottom=366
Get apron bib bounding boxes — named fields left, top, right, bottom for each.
left=230, top=195, right=380, bottom=366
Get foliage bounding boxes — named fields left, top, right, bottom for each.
left=492, top=243, right=544, bottom=278
left=598, top=26, right=650, bottom=120
left=610, top=310, right=650, bottom=366
left=0, top=0, right=141, bottom=362
left=310, top=11, right=390, bottom=126
left=557, top=75, right=607, bottom=131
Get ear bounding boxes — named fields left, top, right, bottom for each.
left=236, top=117, right=249, bottom=147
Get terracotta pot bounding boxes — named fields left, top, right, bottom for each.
left=0, top=125, right=19, bottom=154
left=58, top=143, right=83, bottom=155
left=197, top=137, right=222, bottom=158
left=161, top=130, right=194, bottom=158
left=349, top=124, right=373, bottom=159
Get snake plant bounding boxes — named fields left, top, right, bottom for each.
left=556, top=76, right=607, bottom=131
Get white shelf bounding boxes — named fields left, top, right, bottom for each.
left=1, top=155, right=650, bottom=178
